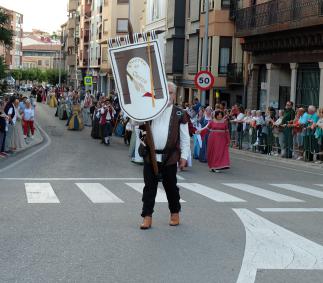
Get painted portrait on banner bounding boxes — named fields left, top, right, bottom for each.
left=109, top=39, right=169, bottom=122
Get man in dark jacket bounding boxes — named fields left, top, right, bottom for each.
left=282, top=101, right=295, bottom=158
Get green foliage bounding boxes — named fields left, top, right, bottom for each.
left=11, top=68, right=67, bottom=85
left=0, top=10, right=14, bottom=48
left=0, top=56, right=7, bottom=79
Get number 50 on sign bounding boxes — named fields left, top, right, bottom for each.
left=194, top=70, right=215, bottom=91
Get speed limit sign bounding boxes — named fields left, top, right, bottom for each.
left=194, top=70, right=215, bottom=91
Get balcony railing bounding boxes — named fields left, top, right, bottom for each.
left=236, top=0, right=323, bottom=37
left=227, top=63, right=244, bottom=85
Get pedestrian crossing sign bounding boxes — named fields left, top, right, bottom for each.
left=84, top=76, right=93, bottom=86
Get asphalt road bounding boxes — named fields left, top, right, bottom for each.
left=0, top=103, right=323, bottom=283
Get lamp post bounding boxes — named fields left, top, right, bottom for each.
left=201, top=0, right=210, bottom=106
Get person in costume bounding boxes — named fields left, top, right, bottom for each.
left=91, top=101, right=101, bottom=139
left=82, top=90, right=93, bottom=127
left=67, top=92, right=84, bottom=131
left=199, top=106, right=212, bottom=162
left=197, top=110, right=230, bottom=173
left=49, top=90, right=58, bottom=108
left=139, top=82, right=190, bottom=230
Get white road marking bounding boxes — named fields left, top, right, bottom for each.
left=234, top=208, right=323, bottom=283
left=271, top=184, right=323, bottom=199
left=258, top=208, right=323, bottom=212
left=315, top=184, right=323, bottom=187
left=178, top=183, right=246, bottom=202
left=25, top=183, right=60, bottom=203
left=125, top=183, right=185, bottom=203
left=223, top=183, right=303, bottom=202
left=75, top=183, right=124, bottom=203
left=0, top=177, right=143, bottom=181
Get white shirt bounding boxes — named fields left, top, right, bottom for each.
left=151, top=105, right=190, bottom=162
left=23, top=108, right=34, bottom=121
left=8, top=107, right=17, bottom=125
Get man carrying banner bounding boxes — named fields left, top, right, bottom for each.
left=139, top=82, right=190, bottom=230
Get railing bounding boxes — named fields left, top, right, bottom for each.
left=236, top=0, right=323, bottom=37
left=227, top=63, right=244, bottom=85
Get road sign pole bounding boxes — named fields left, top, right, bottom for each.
left=201, top=0, right=209, bottom=106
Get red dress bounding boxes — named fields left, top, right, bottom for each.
left=207, top=120, right=230, bottom=170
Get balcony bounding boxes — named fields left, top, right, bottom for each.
left=67, top=17, right=77, bottom=29
left=68, top=0, right=78, bottom=12
left=227, top=63, right=244, bottom=85
left=67, top=55, right=76, bottom=66
left=235, top=0, right=323, bottom=37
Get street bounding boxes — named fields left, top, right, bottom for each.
left=0, top=103, right=323, bottom=283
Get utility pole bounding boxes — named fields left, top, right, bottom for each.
left=58, top=47, right=62, bottom=87
left=201, top=0, right=209, bottom=106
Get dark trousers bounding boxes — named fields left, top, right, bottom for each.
left=0, top=131, right=6, bottom=152
left=141, top=162, right=181, bottom=217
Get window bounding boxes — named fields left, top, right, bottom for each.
left=38, top=60, right=42, bottom=66
left=117, top=0, right=129, bottom=3
left=103, top=19, right=109, bottom=33
left=202, top=0, right=215, bottom=12
left=152, top=0, right=160, bottom=21
left=221, top=0, right=230, bottom=9
left=218, top=37, right=232, bottom=75
left=116, top=18, right=128, bottom=33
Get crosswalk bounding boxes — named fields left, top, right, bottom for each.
left=8, top=182, right=323, bottom=205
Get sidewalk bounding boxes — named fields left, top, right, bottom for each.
left=0, top=124, right=43, bottom=161
left=230, top=147, right=323, bottom=170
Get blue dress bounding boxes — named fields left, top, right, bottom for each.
left=199, top=117, right=210, bottom=163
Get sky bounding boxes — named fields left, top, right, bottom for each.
left=0, top=0, right=68, bottom=33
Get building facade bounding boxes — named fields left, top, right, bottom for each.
left=235, top=0, right=323, bottom=110
left=0, top=6, right=23, bottom=70
left=97, top=0, right=144, bottom=95
left=66, top=0, right=79, bottom=89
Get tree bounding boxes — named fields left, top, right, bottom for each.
left=0, top=10, right=14, bottom=92
left=0, top=10, right=14, bottom=48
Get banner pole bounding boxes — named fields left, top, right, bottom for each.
left=127, top=21, right=159, bottom=176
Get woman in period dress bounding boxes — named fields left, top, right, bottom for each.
left=198, top=110, right=230, bottom=172
left=67, top=92, right=84, bottom=131
left=199, top=106, right=213, bottom=162
left=49, top=91, right=58, bottom=108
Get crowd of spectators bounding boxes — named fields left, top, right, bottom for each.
left=0, top=93, right=36, bottom=159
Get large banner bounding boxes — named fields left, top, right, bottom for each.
left=108, top=32, right=169, bottom=122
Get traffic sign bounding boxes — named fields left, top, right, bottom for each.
left=194, top=70, right=215, bottom=91
left=84, top=76, right=93, bottom=86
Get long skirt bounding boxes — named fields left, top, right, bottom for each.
left=82, top=108, right=92, bottom=126
left=68, top=114, right=84, bottom=131
left=4, top=124, right=14, bottom=151
left=199, top=132, right=209, bottom=162
left=193, top=134, right=201, bottom=159
left=91, top=117, right=100, bottom=139
left=11, top=121, right=25, bottom=150
left=207, top=132, right=230, bottom=170
left=115, top=122, right=124, bottom=137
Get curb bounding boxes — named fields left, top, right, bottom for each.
left=0, top=122, right=44, bottom=161
left=230, top=148, right=323, bottom=170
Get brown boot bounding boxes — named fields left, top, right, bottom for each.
left=140, top=216, right=152, bottom=230
left=169, top=213, right=180, bottom=226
